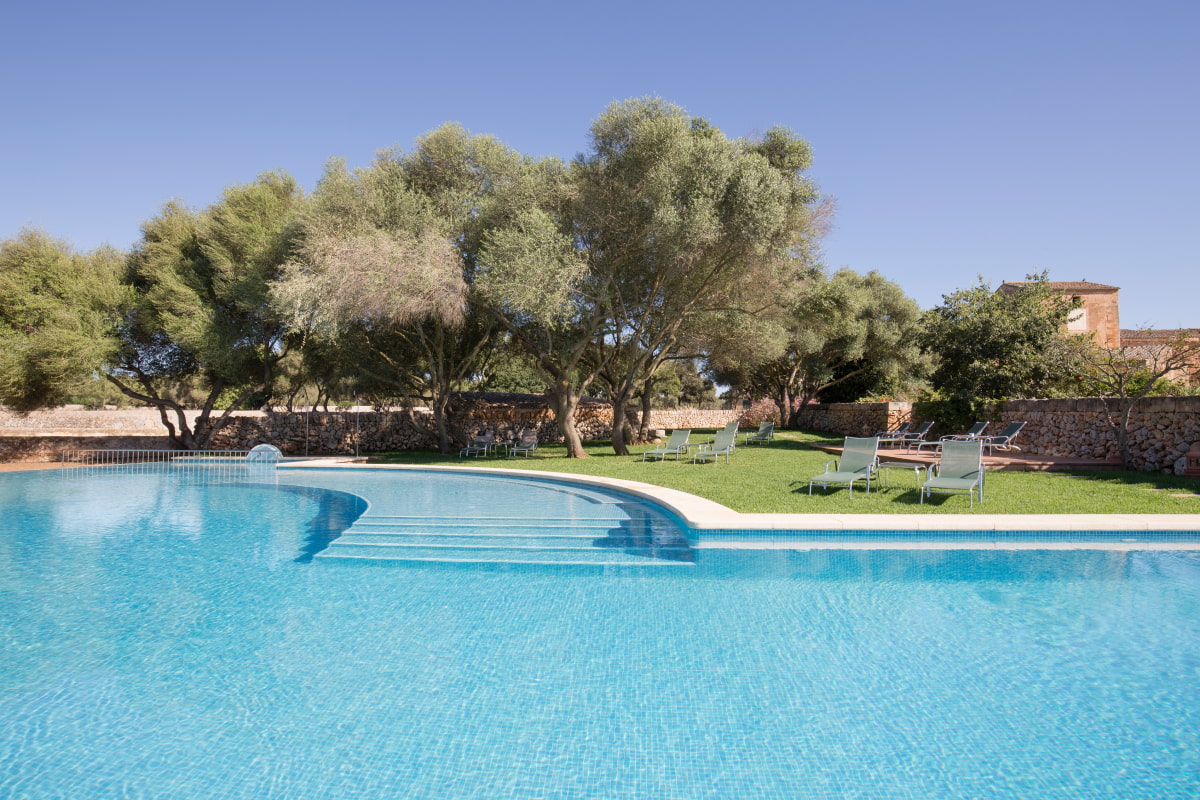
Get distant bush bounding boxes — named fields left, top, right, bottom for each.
left=912, top=392, right=999, bottom=436
left=740, top=397, right=780, bottom=426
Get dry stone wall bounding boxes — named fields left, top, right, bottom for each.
left=642, top=409, right=742, bottom=431
left=1, top=407, right=178, bottom=462
left=0, top=406, right=194, bottom=434
left=12, top=399, right=1190, bottom=470
left=791, top=402, right=910, bottom=437
left=791, top=397, right=1200, bottom=473
left=206, top=410, right=436, bottom=455
left=997, top=397, right=1200, bottom=472
left=1, top=402, right=749, bottom=462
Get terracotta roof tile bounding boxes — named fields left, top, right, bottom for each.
left=999, top=280, right=1120, bottom=291
left=1121, top=328, right=1200, bottom=339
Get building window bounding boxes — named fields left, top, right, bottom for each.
left=1067, top=298, right=1087, bottom=332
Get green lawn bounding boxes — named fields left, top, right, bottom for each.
left=366, top=429, right=1200, bottom=515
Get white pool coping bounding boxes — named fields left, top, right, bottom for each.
left=279, top=460, right=1200, bottom=550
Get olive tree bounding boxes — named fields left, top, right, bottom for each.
left=477, top=99, right=824, bottom=456
left=107, top=172, right=305, bottom=448
left=711, top=269, right=924, bottom=425
left=0, top=229, right=131, bottom=410
left=273, top=126, right=527, bottom=453
left=1, top=172, right=304, bottom=449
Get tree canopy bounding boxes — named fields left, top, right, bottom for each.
left=712, top=269, right=924, bottom=424
left=0, top=229, right=129, bottom=411
left=0, top=172, right=305, bottom=449
left=477, top=98, right=826, bottom=455
left=0, top=99, right=968, bottom=456
left=110, top=172, right=305, bottom=448
left=271, top=126, right=528, bottom=452
left=919, top=272, right=1080, bottom=404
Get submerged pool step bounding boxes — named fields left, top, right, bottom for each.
left=319, top=513, right=694, bottom=567
left=337, top=531, right=644, bottom=548
left=352, top=515, right=650, bottom=530
left=349, top=522, right=651, bottom=536
left=315, top=542, right=693, bottom=566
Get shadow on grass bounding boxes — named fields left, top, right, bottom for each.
left=789, top=479, right=929, bottom=504
left=1044, top=469, right=1199, bottom=494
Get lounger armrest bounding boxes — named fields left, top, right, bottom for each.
left=824, top=458, right=839, bottom=473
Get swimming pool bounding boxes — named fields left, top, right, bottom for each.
left=2, top=466, right=1198, bottom=798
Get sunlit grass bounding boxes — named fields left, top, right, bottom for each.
left=367, top=429, right=1200, bottom=515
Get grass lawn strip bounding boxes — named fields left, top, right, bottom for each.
left=367, top=430, right=1200, bottom=515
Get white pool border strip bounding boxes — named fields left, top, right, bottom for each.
left=279, top=461, right=1200, bottom=550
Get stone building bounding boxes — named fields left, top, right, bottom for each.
left=998, top=280, right=1199, bottom=385
left=997, top=280, right=1122, bottom=347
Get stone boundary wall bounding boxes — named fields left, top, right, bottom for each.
left=791, top=402, right=909, bottom=438
left=995, top=397, right=1200, bottom=472
left=0, top=404, right=748, bottom=462
left=0, top=435, right=178, bottom=462
left=7, top=400, right=1196, bottom=471
left=642, top=409, right=742, bottom=431
left=0, top=407, right=200, bottom=434
left=793, top=397, right=1200, bottom=472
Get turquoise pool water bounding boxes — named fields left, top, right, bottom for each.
left=1, top=466, right=1198, bottom=798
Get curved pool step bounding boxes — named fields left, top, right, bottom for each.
left=342, top=518, right=681, bottom=534
left=349, top=520, right=648, bottom=535
left=336, top=532, right=665, bottom=548
left=315, top=542, right=694, bottom=566
left=317, top=513, right=693, bottom=567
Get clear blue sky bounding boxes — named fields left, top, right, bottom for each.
left=3, top=0, right=1196, bottom=327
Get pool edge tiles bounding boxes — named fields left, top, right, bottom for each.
left=692, top=531, right=1200, bottom=550
left=278, top=461, right=1200, bottom=550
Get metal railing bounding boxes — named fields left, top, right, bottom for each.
left=59, top=448, right=280, bottom=484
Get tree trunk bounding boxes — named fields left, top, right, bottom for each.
left=638, top=383, right=654, bottom=441
left=432, top=393, right=453, bottom=455
left=1117, top=397, right=1135, bottom=469
left=547, top=382, right=588, bottom=458
left=775, top=383, right=795, bottom=429
left=106, top=374, right=195, bottom=450
left=610, top=393, right=632, bottom=456
left=623, top=404, right=641, bottom=445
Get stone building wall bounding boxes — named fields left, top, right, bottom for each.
left=999, top=281, right=1122, bottom=347
left=1071, top=287, right=1122, bottom=348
